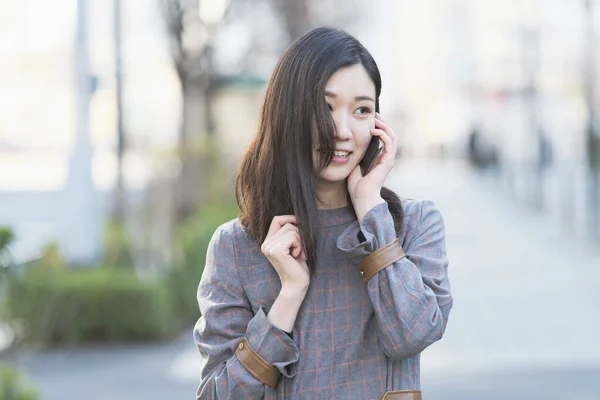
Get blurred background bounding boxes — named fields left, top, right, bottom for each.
left=0, top=0, right=599, bottom=399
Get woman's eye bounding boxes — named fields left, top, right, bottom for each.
left=356, top=107, right=371, bottom=115
left=327, top=103, right=333, bottom=111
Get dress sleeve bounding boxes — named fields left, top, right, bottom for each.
left=336, top=200, right=453, bottom=360
left=194, top=224, right=300, bottom=399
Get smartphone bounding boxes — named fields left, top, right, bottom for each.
left=359, top=135, right=382, bottom=175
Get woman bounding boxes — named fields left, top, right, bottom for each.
left=194, top=27, right=453, bottom=400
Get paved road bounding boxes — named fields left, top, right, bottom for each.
left=5, top=335, right=197, bottom=400
left=396, top=160, right=600, bottom=399
left=6, top=159, right=600, bottom=399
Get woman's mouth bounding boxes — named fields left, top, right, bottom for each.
left=331, top=151, right=351, bottom=164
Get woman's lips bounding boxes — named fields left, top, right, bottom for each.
left=331, top=152, right=352, bottom=164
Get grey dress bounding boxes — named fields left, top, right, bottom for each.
left=194, top=198, right=453, bottom=399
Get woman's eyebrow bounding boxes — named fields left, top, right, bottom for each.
left=324, top=90, right=375, bottom=103
left=355, top=95, right=375, bottom=102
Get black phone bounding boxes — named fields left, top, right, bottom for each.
left=359, top=135, right=382, bottom=175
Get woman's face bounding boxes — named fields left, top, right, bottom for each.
left=315, top=63, right=376, bottom=184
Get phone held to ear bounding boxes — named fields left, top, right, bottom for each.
left=359, top=135, right=382, bottom=175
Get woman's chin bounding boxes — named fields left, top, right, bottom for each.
left=319, top=168, right=352, bottom=184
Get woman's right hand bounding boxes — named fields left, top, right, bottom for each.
left=261, top=215, right=310, bottom=293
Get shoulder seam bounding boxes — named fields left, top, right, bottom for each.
left=229, top=222, right=250, bottom=304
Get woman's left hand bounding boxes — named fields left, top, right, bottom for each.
left=347, top=112, right=398, bottom=222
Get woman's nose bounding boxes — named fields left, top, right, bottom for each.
left=334, top=114, right=352, bottom=140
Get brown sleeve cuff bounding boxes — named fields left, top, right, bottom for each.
left=357, top=238, right=406, bottom=283
left=235, top=337, right=281, bottom=388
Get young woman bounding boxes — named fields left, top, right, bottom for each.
left=194, top=27, right=453, bottom=400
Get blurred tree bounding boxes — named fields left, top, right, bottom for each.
left=583, top=0, right=599, bottom=240
left=270, top=0, right=311, bottom=41
left=269, top=0, right=363, bottom=45
left=160, top=0, right=229, bottom=223
left=160, top=0, right=361, bottom=222
left=103, top=0, right=134, bottom=268
left=113, top=0, right=126, bottom=223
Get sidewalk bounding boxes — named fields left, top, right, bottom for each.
left=5, top=333, right=198, bottom=400
left=391, top=159, right=600, bottom=399
left=8, top=158, right=600, bottom=399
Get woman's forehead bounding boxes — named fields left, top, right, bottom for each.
left=324, top=64, right=375, bottom=99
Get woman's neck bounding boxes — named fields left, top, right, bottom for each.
left=316, top=180, right=348, bottom=210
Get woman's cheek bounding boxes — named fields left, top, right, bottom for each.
left=351, top=119, right=374, bottom=157
left=360, top=126, right=373, bottom=149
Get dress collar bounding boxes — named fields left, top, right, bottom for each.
left=317, top=205, right=356, bottom=228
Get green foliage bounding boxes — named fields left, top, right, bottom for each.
left=6, top=266, right=175, bottom=346
left=1, top=142, right=239, bottom=344
left=167, top=200, right=239, bottom=327
left=102, top=218, right=134, bottom=268
left=38, top=241, right=65, bottom=270
left=0, top=365, right=38, bottom=400
left=0, top=226, right=16, bottom=284
left=0, top=227, right=15, bottom=254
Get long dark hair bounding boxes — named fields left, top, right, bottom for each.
left=236, top=27, right=403, bottom=275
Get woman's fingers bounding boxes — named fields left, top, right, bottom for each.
left=291, top=242, right=301, bottom=258
left=375, top=113, right=397, bottom=144
left=286, top=230, right=303, bottom=258
left=374, top=113, right=392, bottom=131
left=263, top=222, right=304, bottom=259
left=370, top=128, right=395, bottom=162
left=266, top=215, right=297, bottom=238
left=271, top=222, right=298, bottom=240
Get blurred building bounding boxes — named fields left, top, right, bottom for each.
left=385, top=0, right=599, bottom=242
left=0, top=0, right=391, bottom=265
left=0, top=0, right=180, bottom=265
left=462, top=0, right=599, bottom=240
left=2, top=0, right=598, bottom=266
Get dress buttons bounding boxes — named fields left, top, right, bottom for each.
left=238, top=342, right=244, bottom=350
left=360, top=270, right=365, bottom=277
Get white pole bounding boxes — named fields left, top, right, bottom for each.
left=60, top=0, right=101, bottom=265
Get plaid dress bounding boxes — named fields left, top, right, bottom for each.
left=194, top=198, right=453, bottom=399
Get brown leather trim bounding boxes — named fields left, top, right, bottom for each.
left=381, top=390, right=422, bottom=400
left=358, top=239, right=406, bottom=283
left=234, top=337, right=280, bottom=388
